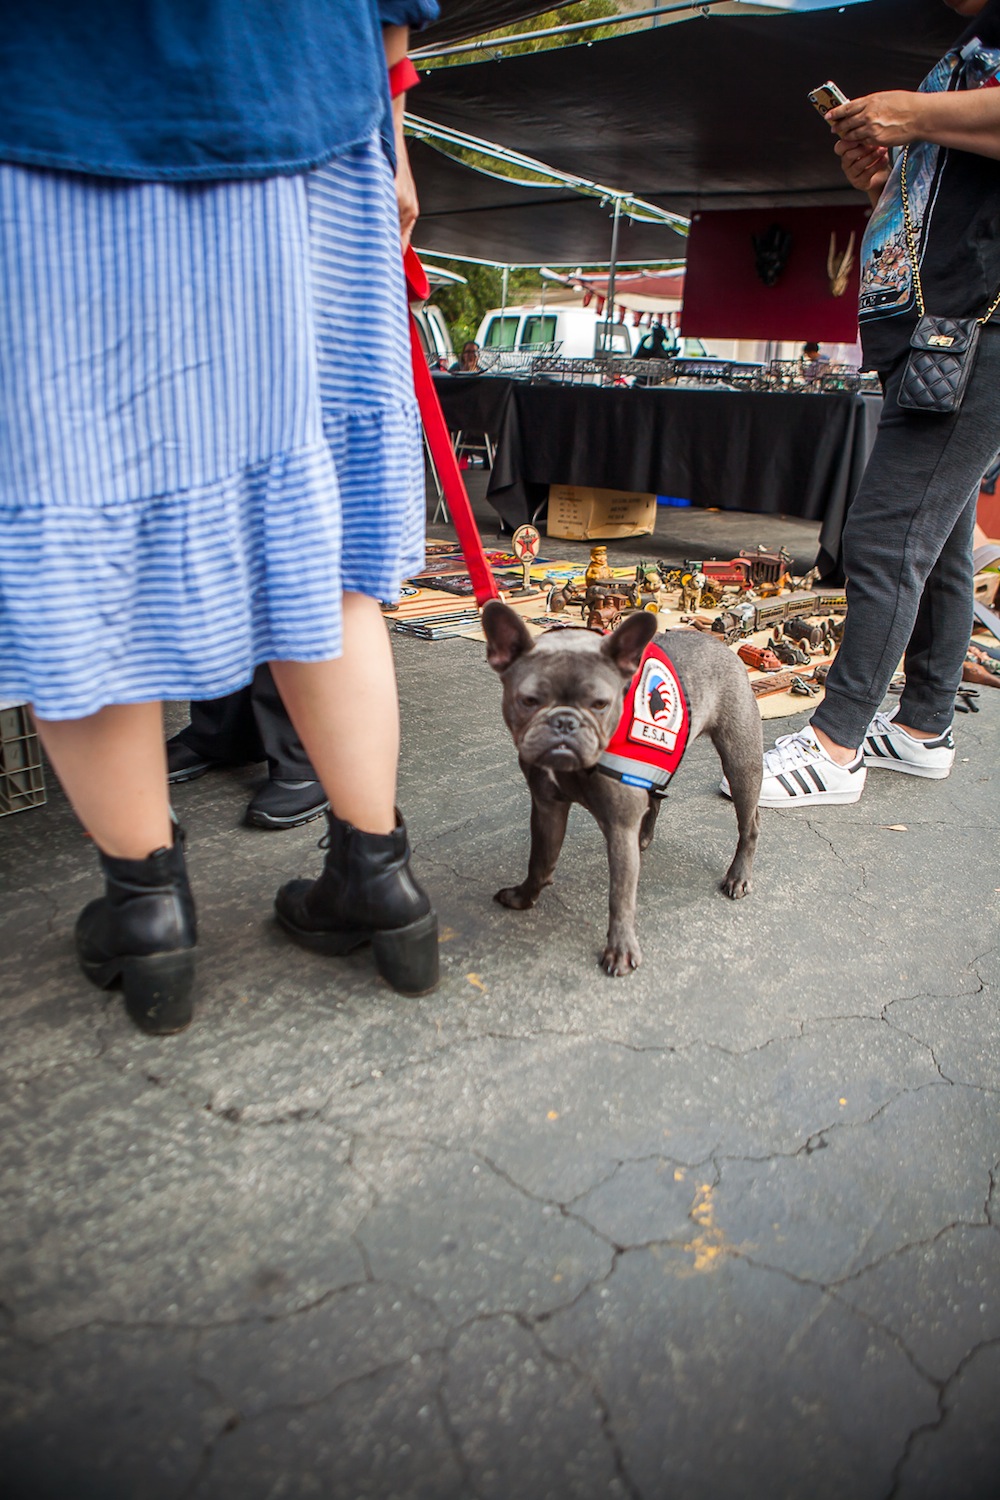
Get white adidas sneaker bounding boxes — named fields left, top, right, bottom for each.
left=862, top=709, right=955, bottom=779
left=722, top=724, right=866, bottom=808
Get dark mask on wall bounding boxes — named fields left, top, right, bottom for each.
left=752, top=224, right=793, bottom=286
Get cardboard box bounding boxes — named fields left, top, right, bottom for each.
left=546, top=485, right=658, bottom=540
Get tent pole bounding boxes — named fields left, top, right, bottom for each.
left=601, top=197, right=622, bottom=357
left=501, top=264, right=509, bottom=345
left=412, top=3, right=734, bottom=61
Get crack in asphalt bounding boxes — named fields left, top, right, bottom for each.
left=518, top=1314, right=642, bottom=1500
left=883, top=1335, right=1000, bottom=1500
left=175, top=1348, right=239, bottom=1500
left=432, top=1353, right=483, bottom=1500
left=176, top=1347, right=453, bottom=1498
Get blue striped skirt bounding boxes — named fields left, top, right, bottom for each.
left=0, top=136, right=425, bottom=720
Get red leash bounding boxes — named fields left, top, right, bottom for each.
left=404, top=247, right=500, bottom=606
left=393, top=58, right=498, bottom=606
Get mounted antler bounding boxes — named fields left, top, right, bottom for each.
left=827, top=231, right=856, bottom=297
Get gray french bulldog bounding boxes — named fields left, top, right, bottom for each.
left=482, top=600, right=763, bottom=976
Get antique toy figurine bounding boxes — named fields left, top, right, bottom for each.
left=585, top=545, right=614, bottom=588
left=586, top=592, right=625, bottom=633
left=545, top=578, right=582, bottom=614
left=635, top=564, right=669, bottom=613
left=679, top=570, right=706, bottom=614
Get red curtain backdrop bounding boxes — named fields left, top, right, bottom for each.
left=680, top=206, right=871, bottom=342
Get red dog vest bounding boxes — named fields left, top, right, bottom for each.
left=596, top=641, right=690, bottom=795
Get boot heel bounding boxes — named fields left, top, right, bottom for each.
left=120, top=951, right=196, bottom=1035
left=372, top=912, right=439, bottom=996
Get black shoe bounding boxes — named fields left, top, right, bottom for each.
left=275, top=810, right=439, bottom=996
left=75, top=826, right=197, bottom=1034
left=166, top=737, right=220, bottom=785
left=245, top=779, right=330, bottom=830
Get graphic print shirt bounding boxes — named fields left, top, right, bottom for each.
left=858, top=0, right=1000, bottom=371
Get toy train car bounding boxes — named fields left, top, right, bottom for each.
left=686, top=557, right=753, bottom=591
left=807, top=587, right=847, bottom=614
left=684, top=549, right=793, bottom=593
left=714, top=589, right=846, bottom=643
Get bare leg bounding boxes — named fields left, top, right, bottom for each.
left=34, top=702, right=173, bottom=858
left=813, top=721, right=940, bottom=763
left=271, top=593, right=438, bottom=995
left=813, top=726, right=859, bottom=765
left=270, top=593, right=398, bottom=836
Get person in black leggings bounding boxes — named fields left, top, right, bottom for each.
left=746, top=0, right=1000, bottom=809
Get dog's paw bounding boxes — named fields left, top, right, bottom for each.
left=600, top=939, right=642, bottom=977
left=721, top=873, right=752, bottom=900
left=494, top=884, right=536, bottom=910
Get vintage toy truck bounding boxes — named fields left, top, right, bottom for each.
left=737, top=642, right=783, bottom=672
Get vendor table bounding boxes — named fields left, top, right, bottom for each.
left=431, top=372, right=516, bottom=439
left=434, top=376, right=882, bottom=581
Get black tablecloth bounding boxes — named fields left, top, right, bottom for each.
left=474, top=383, right=881, bottom=581
left=431, top=372, right=517, bottom=436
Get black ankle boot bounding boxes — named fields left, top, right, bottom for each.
left=275, top=811, right=439, bottom=996
left=75, top=826, right=197, bottom=1034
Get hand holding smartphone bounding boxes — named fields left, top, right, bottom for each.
left=808, top=81, right=848, bottom=117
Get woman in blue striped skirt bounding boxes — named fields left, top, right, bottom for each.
left=0, top=1, right=441, bottom=1030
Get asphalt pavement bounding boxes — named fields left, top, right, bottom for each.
left=2, top=486, right=998, bottom=1500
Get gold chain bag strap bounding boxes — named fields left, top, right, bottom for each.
left=897, top=144, right=1000, bottom=414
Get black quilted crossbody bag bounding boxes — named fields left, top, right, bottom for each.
left=897, top=145, right=1000, bottom=414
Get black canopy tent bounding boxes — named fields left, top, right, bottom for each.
left=420, top=1, right=564, bottom=47
left=409, top=137, right=687, bottom=264
left=414, top=0, right=960, bottom=220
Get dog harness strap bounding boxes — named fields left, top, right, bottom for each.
left=596, top=642, right=691, bottom=795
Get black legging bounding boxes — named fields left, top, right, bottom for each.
left=814, top=325, right=1000, bottom=747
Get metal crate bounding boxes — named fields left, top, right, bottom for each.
left=529, top=356, right=606, bottom=385
left=0, top=704, right=47, bottom=815
left=478, top=342, right=562, bottom=377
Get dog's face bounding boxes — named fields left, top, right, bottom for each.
left=482, top=601, right=657, bottom=772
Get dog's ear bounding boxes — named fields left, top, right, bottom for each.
left=601, top=610, right=657, bottom=678
left=482, top=599, right=535, bottom=674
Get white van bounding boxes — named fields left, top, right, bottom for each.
left=411, top=303, right=455, bottom=369
left=475, top=305, right=636, bottom=360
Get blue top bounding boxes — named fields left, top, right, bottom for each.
left=0, top=0, right=439, bottom=181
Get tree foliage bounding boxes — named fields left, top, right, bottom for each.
left=420, top=4, right=622, bottom=343
left=430, top=2, right=619, bottom=66
left=428, top=262, right=547, bottom=349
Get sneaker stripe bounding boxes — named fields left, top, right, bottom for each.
left=879, top=735, right=903, bottom=760
left=775, top=773, right=799, bottom=797
left=866, top=736, right=887, bottom=758
left=805, top=764, right=827, bottom=791
left=790, top=769, right=813, bottom=795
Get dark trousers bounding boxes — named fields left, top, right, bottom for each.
left=813, top=326, right=1000, bottom=748
left=176, top=664, right=316, bottom=781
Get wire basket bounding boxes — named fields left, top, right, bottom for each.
left=529, top=356, right=606, bottom=385
left=0, top=704, right=47, bottom=816
left=527, top=354, right=879, bottom=394
left=478, top=341, right=563, bottom=377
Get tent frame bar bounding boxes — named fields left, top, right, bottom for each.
left=406, top=114, right=689, bottom=231
left=411, top=1, right=738, bottom=60
left=413, top=250, right=684, bottom=270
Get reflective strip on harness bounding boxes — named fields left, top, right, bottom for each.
left=596, top=642, right=690, bottom=794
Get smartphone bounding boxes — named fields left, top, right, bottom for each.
left=808, top=81, right=848, bottom=116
